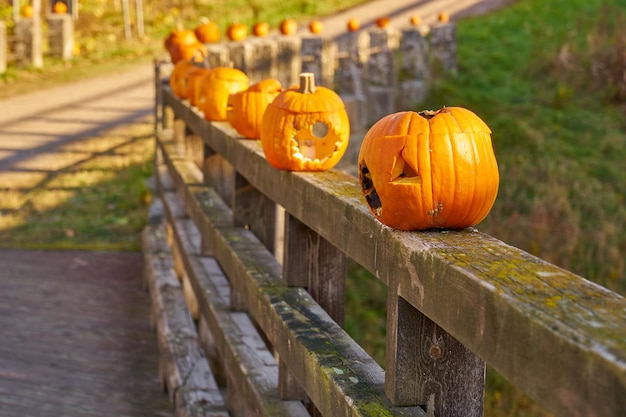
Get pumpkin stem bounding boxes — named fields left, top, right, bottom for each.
left=299, top=72, right=316, bottom=94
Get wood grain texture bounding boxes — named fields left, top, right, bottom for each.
left=142, top=225, right=228, bottom=417
left=161, top=87, right=626, bottom=417
left=0, top=249, right=171, bottom=417
left=165, top=183, right=427, bottom=417
left=156, top=193, right=310, bottom=417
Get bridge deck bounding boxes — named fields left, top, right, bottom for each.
left=0, top=249, right=172, bottom=417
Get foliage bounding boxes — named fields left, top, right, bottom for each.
left=420, top=0, right=626, bottom=294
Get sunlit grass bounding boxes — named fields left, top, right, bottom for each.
left=0, top=122, right=155, bottom=251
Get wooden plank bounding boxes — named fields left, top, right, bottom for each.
left=142, top=225, right=227, bottom=417
left=160, top=91, right=626, bottom=417
left=180, top=184, right=427, bottom=417
left=158, top=193, right=310, bottom=417
left=386, top=294, right=484, bottom=416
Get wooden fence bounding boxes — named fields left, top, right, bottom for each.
left=143, top=28, right=626, bottom=417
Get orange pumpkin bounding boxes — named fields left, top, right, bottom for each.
left=169, top=60, right=200, bottom=99
left=260, top=73, right=350, bottom=172
left=165, top=29, right=200, bottom=64
left=279, top=18, right=298, bottom=35
left=53, top=1, right=67, bottom=14
left=438, top=12, right=450, bottom=23
left=409, top=15, right=421, bottom=26
left=308, top=20, right=324, bottom=35
left=227, top=79, right=282, bottom=139
left=252, top=22, right=270, bottom=37
left=357, top=108, right=499, bottom=230
left=22, top=5, right=34, bottom=18
left=347, top=18, right=360, bottom=32
left=197, top=67, right=249, bottom=121
left=186, top=67, right=212, bottom=107
left=170, top=41, right=206, bottom=65
left=195, top=20, right=220, bottom=43
left=226, top=23, right=247, bottom=41
left=375, top=17, right=391, bottom=28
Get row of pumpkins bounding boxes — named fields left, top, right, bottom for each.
left=168, top=53, right=499, bottom=231
left=164, top=11, right=452, bottom=65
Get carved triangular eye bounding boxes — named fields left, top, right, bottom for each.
left=391, top=155, right=420, bottom=184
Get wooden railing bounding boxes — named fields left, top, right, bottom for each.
left=144, top=26, right=626, bottom=417
left=142, top=59, right=626, bottom=416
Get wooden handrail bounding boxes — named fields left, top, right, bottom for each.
left=150, top=84, right=626, bottom=417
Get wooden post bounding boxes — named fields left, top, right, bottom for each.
left=366, top=28, right=398, bottom=122
left=301, top=36, right=337, bottom=88
left=0, top=21, right=6, bottom=74
left=275, top=36, right=301, bottom=89
left=335, top=31, right=369, bottom=135
left=386, top=295, right=485, bottom=416
left=14, top=13, right=43, bottom=68
left=396, top=28, right=431, bottom=109
left=230, top=37, right=277, bottom=83
left=429, top=23, right=458, bottom=73
left=232, top=173, right=277, bottom=255
left=47, top=14, right=74, bottom=60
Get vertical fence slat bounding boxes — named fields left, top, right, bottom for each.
left=233, top=173, right=277, bottom=255
left=386, top=295, right=485, bottom=416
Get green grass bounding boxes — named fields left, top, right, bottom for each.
left=345, top=1, right=625, bottom=416
left=418, top=0, right=626, bottom=294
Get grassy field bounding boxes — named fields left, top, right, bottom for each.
left=349, top=0, right=626, bottom=416
left=421, top=0, right=626, bottom=296
left=1, top=0, right=624, bottom=416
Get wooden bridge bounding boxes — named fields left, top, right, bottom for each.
left=145, top=53, right=626, bottom=416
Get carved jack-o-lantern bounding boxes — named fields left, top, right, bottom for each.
left=260, top=73, right=350, bottom=171
left=358, top=108, right=499, bottom=230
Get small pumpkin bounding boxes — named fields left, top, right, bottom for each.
left=347, top=18, right=360, bottom=32
left=438, top=12, right=450, bottom=23
left=252, top=22, right=270, bottom=37
left=409, top=15, right=421, bottom=26
left=357, top=108, right=499, bottom=231
left=195, top=20, right=220, bottom=43
left=171, top=41, right=207, bottom=65
left=53, top=1, right=67, bottom=14
left=279, top=18, right=298, bottom=35
left=260, top=72, right=350, bottom=172
left=165, top=29, right=200, bottom=64
left=227, top=79, right=283, bottom=139
left=226, top=23, right=247, bottom=41
left=22, top=5, right=34, bottom=18
left=375, top=17, right=391, bottom=28
left=197, top=67, right=249, bottom=121
left=308, top=20, right=324, bottom=35
left=169, top=60, right=200, bottom=99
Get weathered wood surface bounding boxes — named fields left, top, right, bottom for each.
left=143, top=225, right=229, bottom=417
left=156, top=186, right=311, bottom=417
left=0, top=249, right=172, bottom=417
left=160, top=86, right=626, bottom=417
left=156, top=134, right=428, bottom=417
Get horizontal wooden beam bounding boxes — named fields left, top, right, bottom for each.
left=162, top=88, right=626, bottom=417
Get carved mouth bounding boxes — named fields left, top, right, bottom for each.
left=359, top=163, right=382, bottom=217
left=288, top=121, right=342, bottom=166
